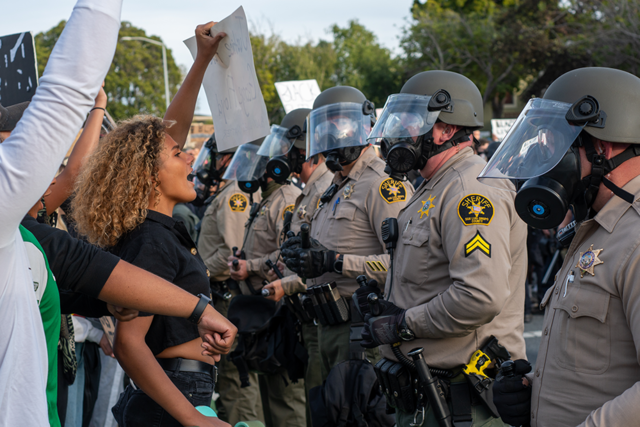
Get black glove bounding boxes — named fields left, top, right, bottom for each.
left=361, top=299, right=407, bottom=348
left=493, top=359, right=532, bottom=426
left=281, top=236, right=337, bottom=279
left=352, top=279, right=381, bottom=318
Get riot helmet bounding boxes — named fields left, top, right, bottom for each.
left=260, top=108, right=310, bottom=183
left=306, top=86, right=375, bottom=172
left=370, top=70, right=484, bottom=180
left=479, top=67, right=640, bottom=229
left=222, top=137, right=268, bottom=194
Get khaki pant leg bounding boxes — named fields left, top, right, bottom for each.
left=395, top=401, right=508, bottom=427
left=318, top=321, right=380, bottom=381
left=259, top=372, right=306, bottom=427
left=214, top=297, right=265, bottom=425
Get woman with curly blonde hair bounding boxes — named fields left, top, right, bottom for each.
left=72, top=23, right=231, bottom=427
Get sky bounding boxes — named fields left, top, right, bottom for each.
left=3, top=0, right=415, bottom=114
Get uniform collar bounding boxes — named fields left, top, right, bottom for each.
left=423, top=147, right=475, bottom=190
left=332, top=146, right=378, bottom=185
left=594, top=174, right=640, bottom=233
left=302, top=162, right=329, bottom=196
left=146, top=209, right=177, bottom=229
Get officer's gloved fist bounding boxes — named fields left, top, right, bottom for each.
left=281, top=236, right=303, bottom=274
left=298, top=238, right=338, bottom=279
left=361, top=300, right=408, bottom=348
left=493, top=359, right=532, bottom=427
left=352, top=279, right=381, bottom=318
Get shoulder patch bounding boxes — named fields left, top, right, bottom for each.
left=229, top=193, right=248, bottom=212
left=465, top=231, right=491, bottom=257
left=282, top=204, right=295, bottom=220
left=379, top=178, right=407, bottom=204
left=458, top=194, right=494, bottom=226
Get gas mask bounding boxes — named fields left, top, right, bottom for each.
left=306, top=101, right=374, bottom=172
left=369, top=91, right=458, bottom=180
left=223, top=143, right=269, bottom=195
left=480, top=96, right=637, bottom=229
left=262, top=125, right=306, bottom=183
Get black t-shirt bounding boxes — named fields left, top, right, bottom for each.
left=110, top=210, right=210, bottom=356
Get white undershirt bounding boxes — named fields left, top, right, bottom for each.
left=0, top=1, right=122, bottom=425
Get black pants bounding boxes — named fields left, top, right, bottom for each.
left=118, top=370, right=214, bottom=427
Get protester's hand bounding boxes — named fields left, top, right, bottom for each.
left=99, top=333, right=115, bottom=358
left=107, top=304, right=139, bottom=322
left=263, top=280, right=285, bottom=302
left=195, top=22, right=227, bottom=63
left=198, top=305, right=237, bottom=360
left=94, top=82, right=107, bottom=110
left=228, top=259, right=248, bottom=281
left=493, top=360, right=532, bottom=426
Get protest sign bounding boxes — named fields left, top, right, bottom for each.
left=184, top=6, right=270, bottom=152
left=275, top=79, right=321, bottom=113
left=491, top=118, right=516, bottom=142
left=0, top=32, right=38, bottom=106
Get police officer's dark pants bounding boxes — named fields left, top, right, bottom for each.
left=301, top=321, right=321, bottom=427
left=258, top=372, right=306, bottom=427
left=318, top=321, right=380, bottom=380
left=214, top=297, right=264, bottom=425
left=395, top=399, right=508, bottom=427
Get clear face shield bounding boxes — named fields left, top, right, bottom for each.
left=222, top=143, right=268, bottom=183
left=258, top=125, right=295, bottom=159
left=368, top=94, right=440, bottom=145
left=478, top=98, right=588, bottom=185
left=305, top=102, right=372, bottom=159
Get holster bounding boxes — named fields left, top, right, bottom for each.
left=284, top=293, right=314, bottom=323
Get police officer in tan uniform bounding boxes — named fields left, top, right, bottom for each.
left=281, top=86, right=414, bottom=379
left=484, top=68, right=640, bottom=427
left=260, top=109, right=334, bottom=411
left=355, top=71, right=527, bottom=427
left=197, top=138, right=264, bottom=425
left=224, top=138, right=306, bottom=427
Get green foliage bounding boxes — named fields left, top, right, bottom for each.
left=35, top=21, right=182, bottom=121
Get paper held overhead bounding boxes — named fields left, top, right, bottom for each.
left=274, top=79, right=321, bottom=114
left=184, top=6, right=270, bottom=152
left=491, top=118, right=516, bottom=142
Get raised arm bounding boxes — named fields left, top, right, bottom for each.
left=44, top=86, right=107, bottom=215
left=164, top=22, right=226, bottom=148
left=0, top=0, right=122, bottom=245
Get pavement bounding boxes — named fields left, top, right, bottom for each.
left=524, top=313, right=544, bottom=366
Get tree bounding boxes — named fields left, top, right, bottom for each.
left=35, top=21, right=182, bottom=121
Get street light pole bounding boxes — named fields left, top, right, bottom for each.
left=120, top=36, right=171, bottom=110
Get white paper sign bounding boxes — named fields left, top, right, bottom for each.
left=491, top=118, right=517, bottom=142
left=184, top=6, right=270, bottom=152
left=275, top=79, right=321, bottom=113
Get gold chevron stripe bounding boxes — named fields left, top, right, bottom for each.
left=465, top=232, right=491, bottom=257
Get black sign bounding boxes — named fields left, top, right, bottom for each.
left=0, top=32, right=38, bottom=106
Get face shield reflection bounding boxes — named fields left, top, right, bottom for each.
left=222, top=143, right=268, bottom=182
left=306, top=102, right=372, bottom=159
left=478, top=98, right=586, bottom=184
left=258, top=125, right=295, bottom=159
left=368, top=94, right=440, bottom=144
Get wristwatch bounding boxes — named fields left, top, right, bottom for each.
left=333, top=254, right=344, bottom=274
left=188, top=293, right=212, bottom=324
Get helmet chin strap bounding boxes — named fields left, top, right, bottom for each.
left=421, top=127, right=471, bottom=164
left=581, top=137, right=639, bottom=206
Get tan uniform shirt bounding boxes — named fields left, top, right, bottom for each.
left=280, top=163, right=334, bottom=295
left=308, top=147, right=414, bottom=297
left=531, top=175, right=640, bottom=427
left=243, top=184, right=301, bottom=292
left=198, top=181, right=259, bottom=282
left=381, top=148, right=527, bottom=368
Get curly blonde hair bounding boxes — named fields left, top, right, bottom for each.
left=72, top=115, right=169, bottom=248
